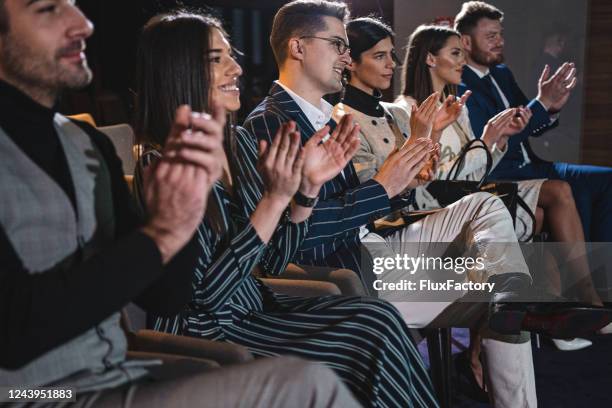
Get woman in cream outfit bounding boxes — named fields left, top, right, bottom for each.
left=335, top=16, right=605, bottom=406
left=397, top=22, right=612, bottom=359
left=397, top=94, right=544, bottom=242
left=396, top=25, right=602, bottom=292
left=398, top=22, right=604, bottom=392
left=333, top=17, right=540, bottom=408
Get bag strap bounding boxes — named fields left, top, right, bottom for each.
left=446, top=138, right=493, bottom=188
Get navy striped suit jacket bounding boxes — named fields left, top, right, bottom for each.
left=243, top=83, right=411, bottom=275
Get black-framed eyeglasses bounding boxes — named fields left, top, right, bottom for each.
left=299, top=36, right=350, bottom=55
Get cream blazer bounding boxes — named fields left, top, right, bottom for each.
left=394, top=95, right=507, bottom=182
left=394, top=95, right=508, bottom=210
left=333, top=101, right=411, bottom=183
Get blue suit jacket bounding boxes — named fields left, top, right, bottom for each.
left=459, top=64, right=557, bottom=177
left=243, top=83, right=411, bottom=274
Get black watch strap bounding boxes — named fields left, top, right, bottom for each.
left=293, top=190, right=319, bottom=207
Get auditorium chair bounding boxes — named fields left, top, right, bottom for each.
left=101, top=120, right=454, bottom=405
left=98, top=123, right=137, bottom=176
left=120, top=273, right=355, bottom=367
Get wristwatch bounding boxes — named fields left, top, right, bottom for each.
left=293, top=190, right=319, bottom=207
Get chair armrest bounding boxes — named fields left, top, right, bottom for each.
left=261, top=278, right=341, bottom=296
left=126, top=350, right=220, bottom=369
left=279, top=264, right=367, bottom=296
left=126, top=329, right=254, bottom=365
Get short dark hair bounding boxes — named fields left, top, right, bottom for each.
left=0, top=0, right=9, bottom=35
left=270, top=0, right=349, bottom=67
left=454, top=1, right=503, bottom=35
left=401, top=25, right=461, bottom=104
left=134, top=10, right=225, bottom=147
left=346, top=16, right=395, bottom=63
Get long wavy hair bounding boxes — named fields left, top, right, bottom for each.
left=135, top=10, right=229, bottom=147
left=134, top=10, right=235, bottom=234
left=400, top=25, right=461, bottom=104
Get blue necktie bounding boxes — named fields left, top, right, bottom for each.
left=482, top=74, right=506, bottom=112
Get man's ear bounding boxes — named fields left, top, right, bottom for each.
left=288, top=38, right=305, bottom=61
left=460, top=34, right=472, bottom=53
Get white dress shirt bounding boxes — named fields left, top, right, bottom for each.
left=275, top=80, right=333, bottom=130
left=466, top=65, right=534, bottom=166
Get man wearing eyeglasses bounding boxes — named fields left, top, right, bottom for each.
left=244, top=0, right=610, bottom=374
left=0, top=0, right=362, bottom=406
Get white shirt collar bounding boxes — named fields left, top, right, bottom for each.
left=275, top=80, right=333, bottom=129
left=466, top=64, right=490, bottom=78
left=466, top=65, right=533, bottom=166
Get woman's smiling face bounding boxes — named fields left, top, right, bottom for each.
left=429, top=35, right=466, bottom=86
left=208, top=28, right=243, bottom=112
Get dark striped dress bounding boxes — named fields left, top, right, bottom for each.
left=136, top=126, right=438, bottom=408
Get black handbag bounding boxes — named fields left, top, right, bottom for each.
left=424, top=139, right=536, bottom=242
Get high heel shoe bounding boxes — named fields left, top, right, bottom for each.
left=598, top=322, right=612, bottom=334
left=551, top=338, right=592, bottom=351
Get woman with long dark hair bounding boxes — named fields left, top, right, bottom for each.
left=339, top=17, right=601, bottom=403
left=133, top=10, right=439, bottom=408
left=398, top=23, right=604, bottom=354
left=334, top=16, right=545, bottom=407
left=397, top=25, right=545, bottom=241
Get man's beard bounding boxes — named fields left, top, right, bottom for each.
left=0, top=32, right=92, bottom=100
left=471, top=46, right=504, bottom=67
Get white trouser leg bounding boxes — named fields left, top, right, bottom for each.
left=392, top=191, right=529, bottom=281
left=362, top=192, right=536, bottom=407
left=363, top=191, right=530, bottom=325
left=481, top=338, right=537, bottom=408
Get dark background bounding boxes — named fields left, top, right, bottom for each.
left=66, top=0, right=611, bottom=166
left=66, top=0, right=394, bottom=126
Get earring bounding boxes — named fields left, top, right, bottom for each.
left=342, top=73, right=349, bottom=87
left=429, top=64, right=437, bottom=68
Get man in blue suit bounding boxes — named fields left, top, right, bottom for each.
left=456, top=1, right=612, bottom=241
